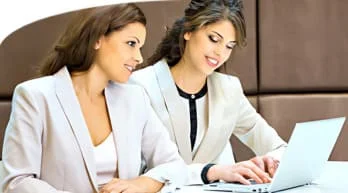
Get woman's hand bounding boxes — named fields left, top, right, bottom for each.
left=100, top=176, right=163, bottom=193
left=250, top=155, right=280, bottom=178
left=206, top=159, right=274, bottom=185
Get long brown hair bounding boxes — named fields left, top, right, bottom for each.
left=39, top=3, right=146, bottom=76
left=147, top=0, right=246, bottom=71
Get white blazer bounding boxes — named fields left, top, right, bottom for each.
left=1, top=67, right=188, bottom=193
left=130, top=59, right=287, bottom=184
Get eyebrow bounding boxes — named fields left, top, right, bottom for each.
left=212, top=31, right=237, bottom=43
left=212, top=31, right=223, bottom=39
left=129, top=36, right=140, bottom=44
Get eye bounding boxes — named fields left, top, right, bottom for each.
left=127, top=41, right=137, bottom=47
left=208, top=35, right=219, bottom=43
left=226, top=42, right=237, bottom=50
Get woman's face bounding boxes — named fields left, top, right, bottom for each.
left=93, top=22, right=146, bottom=83
left=183, top=19, right=236, bottom=75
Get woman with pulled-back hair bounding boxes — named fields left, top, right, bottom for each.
left=131, top=0, right=287, bottom=185
left=1, top=4, right=188, bottom=193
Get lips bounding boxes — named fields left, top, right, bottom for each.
left=124, top=64, right=135, bottom=73
left=206, top=56, right=219, bottom=68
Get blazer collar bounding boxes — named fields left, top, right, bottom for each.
left=154, top=60, right=229, bottom=163
left=54, top=67, right=98, bottom=191
left=104, top=83, right=139, bottom=179
left=54, top=67, right=140, bottom=189
left=154, top=60, right=192, bottom=163
left=193, top=73, right=227, bottom=163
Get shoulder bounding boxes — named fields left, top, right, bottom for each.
left=13, top=76, right=55, bottom=97
left=107, top=81, right=150, bottom=107
left=11, top=76, right=55, bottom=113
left=210, top=72, right=243, bottom=91
left=107, top=82, right=152, bottom=118
left=130, top=59, right=169, bottom=85
left=128, top=60, right=167, bottom=96
left=108, top=81, right=146, bottom=96
left=130, top=65, right=156, bottom=83
left=129, top=66, right=158, bottom=94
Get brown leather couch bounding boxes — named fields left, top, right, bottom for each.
left=0, top=0, right=347, bottom=161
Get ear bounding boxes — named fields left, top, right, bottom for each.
left=94, top=36, right=103, bottom=50
left=184, top=31, right=192, bottom=41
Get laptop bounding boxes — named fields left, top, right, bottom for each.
left=204, top=117, right=346, bottom=193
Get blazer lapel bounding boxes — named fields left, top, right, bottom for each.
left=154, top=61, right=192, bottom=163
left=104, top=83, right=138, bottom=179
left=193, top=73, right=228, bottom=163
left=54, top=67, right=98, bottom=191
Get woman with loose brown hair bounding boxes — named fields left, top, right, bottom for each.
left=131, top=0, right=287, bottom=185
left=1, top=4, right=188, bottom=193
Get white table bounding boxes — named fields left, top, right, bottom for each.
left=175, top=161, right=348, bottom=193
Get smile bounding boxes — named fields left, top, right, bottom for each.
left=124, top=64, right=135, bottom=72
left=206, top=57, right=219, bottom=67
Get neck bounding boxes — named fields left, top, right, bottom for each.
left=170, top=58, right=207, bottom=94
left=71, top=64, right=108, bottom=102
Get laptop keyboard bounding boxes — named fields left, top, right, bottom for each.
left=204, top=180, right=271, bottom=193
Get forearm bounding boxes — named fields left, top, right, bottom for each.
left=3, top=176, right=72, bottom=193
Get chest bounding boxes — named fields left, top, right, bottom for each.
left=79, top=97, right=112, bottom=146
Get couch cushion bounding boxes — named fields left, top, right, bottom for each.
left=259, top=94, right=348, bottom=161
left=259, top=0, right=348, bottom=92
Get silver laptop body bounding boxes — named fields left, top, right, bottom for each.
left=204, top=117, right=346, bottom=193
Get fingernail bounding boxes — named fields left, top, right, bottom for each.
left=267, top=176, right=272, bottom=182
left=263, top=175, right=271, bottom=183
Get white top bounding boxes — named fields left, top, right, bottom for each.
left=93, top=133, right=117, bottom=188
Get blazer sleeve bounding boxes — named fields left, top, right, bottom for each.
left=231, top=78, right=287, bottom=160
left=185, top=142, right=234, bottom=185
left=1, top=84, right=72, bottom=193
left=139, top=89, right=189, bottom=187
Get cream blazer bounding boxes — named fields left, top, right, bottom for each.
left=1, top=67, right=188, bottom=193
left=130, top=59, right=287, bottom=184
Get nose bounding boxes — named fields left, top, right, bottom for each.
left=214, top=44, right=223, bottom=57
left=134, top=49, right=143, bottom=65
left=214, top=44, right=231, bottom=59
